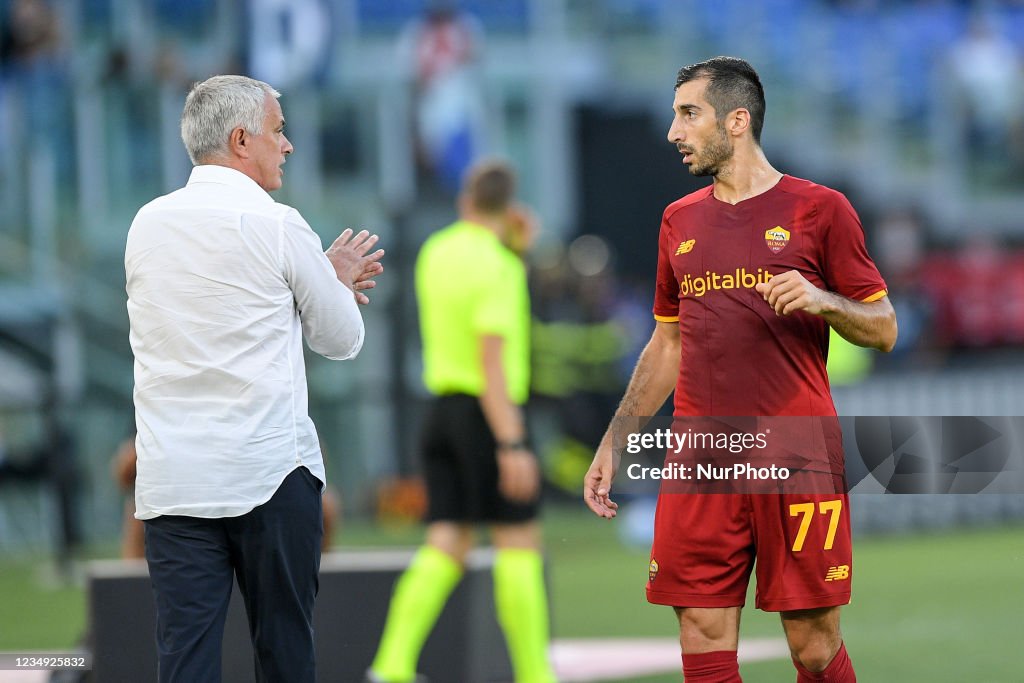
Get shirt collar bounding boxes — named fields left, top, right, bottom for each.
left=457, top=219, right=500, bottom=240
left=186, top=165, right=274, bottom=203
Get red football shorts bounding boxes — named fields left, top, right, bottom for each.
left=645, top=492, right=853, bottom=611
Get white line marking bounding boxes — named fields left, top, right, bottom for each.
left=552, top=637, right=790, bottom=681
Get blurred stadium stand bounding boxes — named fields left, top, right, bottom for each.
left=0, top=281, right=81, bottom=571
left=1, top=0, right=1023, bottom=557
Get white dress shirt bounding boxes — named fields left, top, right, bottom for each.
left=126, top=165, right=364, bottom=519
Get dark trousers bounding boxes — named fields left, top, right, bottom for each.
left=143, top=466, right=323, bottom=683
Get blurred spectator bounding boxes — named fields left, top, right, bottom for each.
left=0, top=0, right=62, bottom=73
left=397, top=2, right=486, bottom=193
left=872, top=208, right=938, bottom=365
left=886, top=0, right=966, bottom=121
left=248, top=0, right=332, bottom=88
left=0, top=415, right=80, bottom=573
left=948, top=13, right=1024, bottom=174
left=0, top=0, right=66, bottom=151
left=111, top=436, right=145, bottom=559
left=919, top=235, right=1024, bottom=350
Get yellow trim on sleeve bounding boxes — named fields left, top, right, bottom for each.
left=654, top=314, right=680, bottom=323
left=861, top=290, right=888, bottom=303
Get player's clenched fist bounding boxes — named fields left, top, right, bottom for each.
left=755, top=269, right=832, bottom=316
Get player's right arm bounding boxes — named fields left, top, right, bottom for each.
left=583, top=320, right=680, bottom=518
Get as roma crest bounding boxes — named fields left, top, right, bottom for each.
left=649, top=558, right=659, bottom=582
left=764, top=226, right=790, bottom=254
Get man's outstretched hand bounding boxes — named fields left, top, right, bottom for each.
left=326, top=229, right=385, bottom=304
left=583, top=444, right=619, bottom=519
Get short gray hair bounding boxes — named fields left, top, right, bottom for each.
left=180, top=75, right=280, bottom=165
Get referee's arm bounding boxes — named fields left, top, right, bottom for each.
left=479, top=334, right=539, bottom=503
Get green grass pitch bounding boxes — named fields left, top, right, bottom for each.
left=1, top=508, right=1021, bottom=682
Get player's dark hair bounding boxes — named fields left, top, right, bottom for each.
left=463, top=160, right=516, bottom=214
left=675, top=57, right=766, bottom=144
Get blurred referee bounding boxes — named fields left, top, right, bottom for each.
left=367, top=160, right=556, bottom=683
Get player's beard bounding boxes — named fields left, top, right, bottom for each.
left=688, top=123, right=733, bottom=177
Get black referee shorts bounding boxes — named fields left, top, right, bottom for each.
left=421, top=393, right=539, bottom=524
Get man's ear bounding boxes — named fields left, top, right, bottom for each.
left=228, top=126, right=249, bottom=158
left=728, top=108, right=751, bottom=138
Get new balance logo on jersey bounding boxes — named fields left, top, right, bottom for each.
left=676, top=239, right=696, bottom=255
left=824, top=565, right=850, bottom=582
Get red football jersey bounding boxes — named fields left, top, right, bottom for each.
left=653, top=175, right=887, bottom=418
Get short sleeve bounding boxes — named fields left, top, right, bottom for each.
left=821, top=192, right=888, bottom=303
left=473, top=254, right=524, bottom=337
left=653, top=209, right=681, bottom=321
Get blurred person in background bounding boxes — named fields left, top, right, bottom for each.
left=0, top=0, right=66, bottom=151
left=948, top=13, right=1024, bottom=176
left=584, top=57, right=896, bottom=683
left=111, top=434, right=145, bottom=560
left=125, top=74, right=383, bottom=683
left=922, top=233, right=1015, bottom=349
left=397, top=1, right=486, bottom=193
left=871, top=207, right=939, bottom=366
left=0, top=412, right=80, bottom=571
left=367, top=160, right=556, bottom=683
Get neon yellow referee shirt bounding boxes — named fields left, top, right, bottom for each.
left=415, top=219, right=530, bottom=405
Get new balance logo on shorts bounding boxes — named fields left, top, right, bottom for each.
left=824, top=565, right=850, bottom=582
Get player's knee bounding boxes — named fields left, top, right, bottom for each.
left=782, top=606, right=842, bottom=672
left=425, top=524, right=474, bottom=563
left=490, top=521, right=542, bottom=550
left=788, top=636, right=839, bottom=673
left=677, top=607, right=736, bottom=647
left=439, top=538, right=473, bottom=565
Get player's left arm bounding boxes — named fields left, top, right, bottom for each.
left=755, top=271, right=897, bottom=352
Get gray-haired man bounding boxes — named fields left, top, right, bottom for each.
left=126, top=75, right=384, bottom=682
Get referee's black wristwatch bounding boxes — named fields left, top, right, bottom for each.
left=496, top=439, right=530, bottom=453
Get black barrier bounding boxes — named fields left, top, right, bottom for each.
left=89, top=550, right=514, bottom=682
